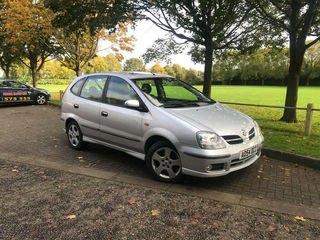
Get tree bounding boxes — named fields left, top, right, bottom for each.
left=47, top=0, right=136, bottom=77
left=1, top=0, right=56, bottom=87
left=105, top=54, right=122, bottom=71
left=148, top=63, right=167, bottom=74
left=41, top=60, right=75, bottom=79
left=84, top=56, right=110, bottom=74
left=251, top=0, right=320, bottom=122
left=302, top=41, right=320, bottom=85
left=0, top=43, right=18, bottom=79
left=140, top=0, right=269, bottom=97
left=164, top=65, right=176, bottom=77
left=123, top=58, right=146, bottom=71
left=172, top=64, right=185, bottom=80
left=45, top=0, right=135, bottom=36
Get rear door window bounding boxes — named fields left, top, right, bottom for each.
left=80, top=76, right=107, bottom=101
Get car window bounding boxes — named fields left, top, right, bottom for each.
left=8, top=81, right=28, bottom=88
left=0, top=81, right=10, bottom=88
left=71, top=78, right=85, bottom=95
left=105, top=76, right=138, bottom=106
left=80, top=76, right=107, bottom=101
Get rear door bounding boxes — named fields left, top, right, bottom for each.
left=100, top=76, right=144, bottom=152
left=75, top=75, right=108, bottom=139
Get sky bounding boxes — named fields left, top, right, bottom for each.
left=98, top=20, right=204, bottom=71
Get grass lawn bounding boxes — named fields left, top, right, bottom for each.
left=48, top=85, right=320, bottom=158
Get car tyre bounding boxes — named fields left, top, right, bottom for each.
left=36, top=94, right=47, bottom=105
left=146, top=141, right=183, bottom=183
left=67, top=121, right=86, bottom=150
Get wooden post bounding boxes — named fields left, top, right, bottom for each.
left=304, top=103, right=313, bottom=136
left=59, top=90, right=63, bottom=101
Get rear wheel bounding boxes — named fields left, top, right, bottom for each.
left=36, top=94, right=47, bottom=105
left=146, top=141, right=183, bottom=182
left=66, top=121, right=86, bottom=150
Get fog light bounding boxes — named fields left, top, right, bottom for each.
left=205, top=165, right=213, bottom=171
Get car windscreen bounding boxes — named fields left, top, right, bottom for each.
left=133, top=78, right=215, bottom=108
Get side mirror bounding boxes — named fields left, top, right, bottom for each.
left=124, top=99, right=140, bottom=108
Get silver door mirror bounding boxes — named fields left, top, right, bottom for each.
left=124, top=99, right=140, bottom=108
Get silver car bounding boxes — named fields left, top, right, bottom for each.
left=61, top=72, right=264, bottom=182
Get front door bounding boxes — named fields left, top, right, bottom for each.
left=100, top=76, right=144, bottom=152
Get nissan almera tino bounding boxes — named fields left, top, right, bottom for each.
left=61, top=72, right=264, bottom=182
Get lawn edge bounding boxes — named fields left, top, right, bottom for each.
left=262, top=147, right=320, bottom=169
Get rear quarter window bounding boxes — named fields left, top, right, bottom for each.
left=70, top=78, right=85, bottom=95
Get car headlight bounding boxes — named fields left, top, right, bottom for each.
left=196, top=131, right=226, bottom=149
left=254, top=121, right=262, bottom=136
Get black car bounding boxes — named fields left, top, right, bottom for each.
left=0, top=79, right=50, bottom=105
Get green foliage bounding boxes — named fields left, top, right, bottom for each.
left=148, top=63, right=167, bottom=74
left=45, top=0, right=135, bottom=36
left=40, top=60, right=75, bottom=79
left=105, top=54, right=122, bottom=72
left=213, top=48, right=290, bottom=84
left=123, top=58, right=146, bottom=71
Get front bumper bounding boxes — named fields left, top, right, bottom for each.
left=179, top=135, right=264, bottom=178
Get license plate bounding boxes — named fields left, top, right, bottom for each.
left=240, top=145, right=258, bottom=160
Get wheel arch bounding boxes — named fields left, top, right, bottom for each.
left=144, top=135, right=176, bottom=154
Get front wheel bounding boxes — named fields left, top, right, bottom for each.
left=146, top=141, right=183, bottom=182
left=36, top=94, right=47, bottom=105
left=66, top=121, right=86, bottom=150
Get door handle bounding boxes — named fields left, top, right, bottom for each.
left=74, top=104, right=79, bottom=109
left=101, top=111, right=108, bottom=117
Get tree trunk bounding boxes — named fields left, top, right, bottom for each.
left=4, top=65, right=10, bottom=79
left=202, top=42, right=213, bottom=98
left=31, top=68, right=38, bottom=88
left=280, top=51, right=304, bottom=123
left=75, top=68, right=82, bottom=77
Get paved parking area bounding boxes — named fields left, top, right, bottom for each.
left=1, top=105, right=320, bottom=210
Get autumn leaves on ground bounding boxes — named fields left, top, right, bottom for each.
left=1, top=159, right=319, bottom=239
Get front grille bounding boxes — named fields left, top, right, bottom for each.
left=222, top=135, right=243, bottom=145
left=249, top=127, right=255, bottom=140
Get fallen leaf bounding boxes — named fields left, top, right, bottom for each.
left=212, top=222, right=219, bottom=228
left=286, top=139, right=291, bottom=143
left=191, top=220, right=198, bottom=225
left=284, top=226, right=290, bottom=232
left=216, top=204, right=223, bottom=208
left=79, top=160, right=85, bottom=163
left=12, top=169, right=19, bottom=172
left=128, top=199, right=136, bottom=205
left=66, top=214, right=76, bottom=219
left=257, top=195, right=264, bottom=199
left=257, top=175, right=261, bottom=179
left=85, top=163, right=93, bottom=168
left=38, top=171, right=45, bottom=175
left=267, top=225, right=275, bottom=231
left=54, top=145, right=58, bottom=148
left=151, top=209, right=160, bottom=216
left=41, top=175, right=47, bottom=179
left=168, top=237, right=174, bottom=240
left=193, top=214, right=202, bottom=219
left=77, top=157, right=83, bottom=159
left=295, top=216, right=306, bottom=222
left=262, top=155, right=267, bottom=159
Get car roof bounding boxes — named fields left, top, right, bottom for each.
left=80, top=72, right=174, bottom=80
